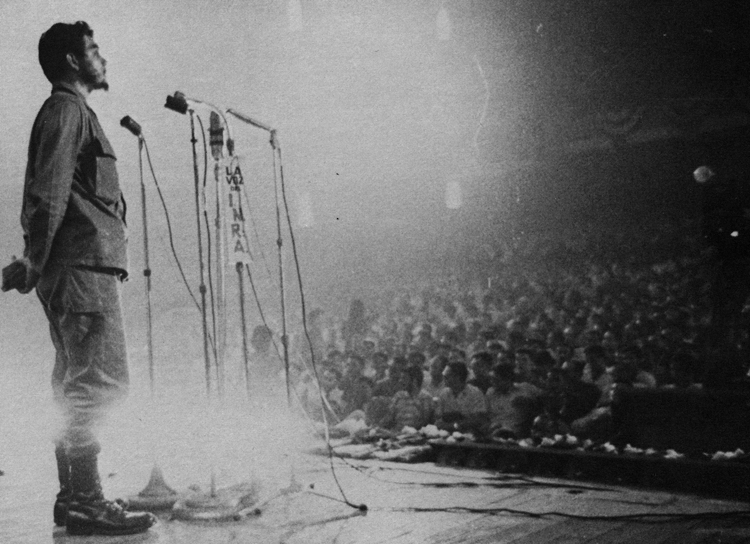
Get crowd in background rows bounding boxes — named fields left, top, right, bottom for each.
left=283, top=217, right=749, bottom=442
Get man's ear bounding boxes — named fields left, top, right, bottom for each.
left=65, top=52, right=80, bottom=73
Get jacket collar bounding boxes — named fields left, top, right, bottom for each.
left=51, top=81, right=87, bottom=103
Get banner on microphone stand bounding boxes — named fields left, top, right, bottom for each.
left=224, top=156, right=252, bottom=265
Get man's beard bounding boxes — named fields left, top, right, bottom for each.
left=91, top=75, right=109, bottom=91
left=81, top=69, right=108, bottom=91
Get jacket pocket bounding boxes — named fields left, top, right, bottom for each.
left=94, top=136, right=120, bottom=204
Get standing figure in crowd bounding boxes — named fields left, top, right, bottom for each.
left=12, top=21, right=155, bottom=535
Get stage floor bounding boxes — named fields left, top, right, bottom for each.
left=2, top=448, right=749, bottom=544
left=1, top=366, right=747, bottom=544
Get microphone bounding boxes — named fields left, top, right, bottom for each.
left=165, top=91, right=188, bottom=114
left=209, top=111, right=224, bottom=160
left=119, top=115, right=143, bottom=138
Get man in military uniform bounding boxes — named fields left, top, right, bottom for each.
left=13, top=21, right=154, bottom=535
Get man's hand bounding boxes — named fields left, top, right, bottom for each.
left=2, top=257, right=39, bottom=294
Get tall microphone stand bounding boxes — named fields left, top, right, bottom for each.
left=189, top=110, right=215, bottom=400
left=224, top=111, right=303, bottom=511
left=119, top=117, right=178, bottom=511
left=225, top=110, right=292, bottom=407
left=236, top=260, right=252, bottom=399
left=166, top=95, right=262, bottom=520
left=270, top=130, right=292, bottom=407
left=210, top=112, right=228, bottom=401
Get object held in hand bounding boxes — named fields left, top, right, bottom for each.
left=2, top=259, right=27, bottom=292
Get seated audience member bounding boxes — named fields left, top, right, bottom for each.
left=365, top=351, right=390, bottom=382
left=530, top=350, right=557, bottom=389
left=379, top=365, right=435, bottom=431
left=407, top=350, right=427, bottom=373
left=360, top=337, right=377, bottom=360
left=412, top=324, right=434, bottom=352
left=367, top=356, right=408, bottom=424
left=558, top=360, right=601, bottom=424
left=340, top=354, right=373, bottom=412
left=514, top=347, right=536, bottom=384
left=601, top=331, right=619, bottom=357
left=423, top=355, right=448, bottom=397
left=326, top=349, right=347, bottom=374
left=302, top=366, right=346, bottom=422
left=372, top=356, right=409, bottom=397
left=468, top=351, right=494, bottom=394
left=435, top=362, right=488, bottom=434
left=486, top=339, right=507, bottom=359
left=552, top=341, right=575, bottom=369
left=485, top=361, right=542, bottom=439
left=546, top=329, right=567, bottom=362
left=582, top=344, right=614, bottom=393
left=617, top=345, right=657, bottom=388
left=571, top=360, right=637, bottom=440
left=506, top=330, right=526, bottom=354
left=448, top=347, right=467, bottom=364
left=531, top=392, right=571, bottom=439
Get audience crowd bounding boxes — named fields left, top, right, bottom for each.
left=289, top=218, right=749, bottom=444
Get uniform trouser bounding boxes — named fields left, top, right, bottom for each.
left=37, top=265, right=129, bottom=459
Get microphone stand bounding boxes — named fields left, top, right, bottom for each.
left=138, top=135, right=156, bottom=401
left=270, top=130, right=292, bottom=408
left=225, top=110, right=292, bottom=407
left=213, top=143, right=227, bottom=403
left=236, top=261, right=252, bottom=399
left=189, top=110, right=215, bottom=400
left=122, top=127, right=177, bottom=511
left=166, top=95, right=264, bottom=521
left=225, top=111, right=302, bottom=505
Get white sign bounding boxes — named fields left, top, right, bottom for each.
left=225, top=157, right=252, bottom=264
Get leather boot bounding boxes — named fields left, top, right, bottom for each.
left=66, top=451, right=156, bottom=536
left=53, top=445, right=70, bottom=527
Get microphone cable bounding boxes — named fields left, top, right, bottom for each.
left=140, top=131, right=216, bottom=358
left=234, top=173, right=342, bottom=424
left=272, top=139, right=366, bottom=512
left=141, top=137, right=199, bottom=310
left=216, top=116, right=358, bottom=506
left=241, top=186, right=277, bottom=291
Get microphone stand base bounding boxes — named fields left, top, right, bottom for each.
left=172, top=480, right=261, bottom=522
left=128, top=464, right=179, bottom=512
